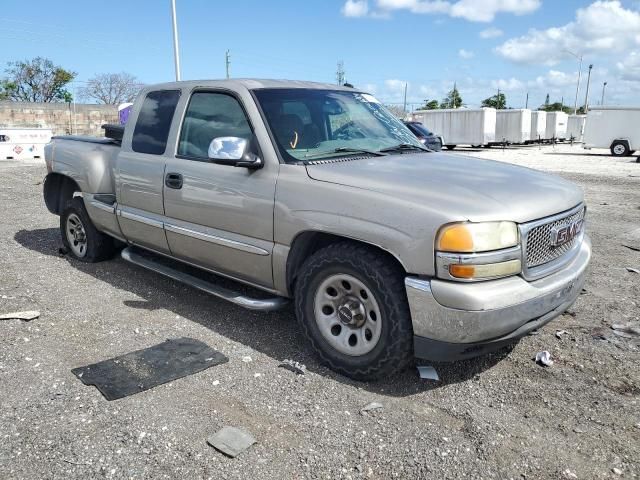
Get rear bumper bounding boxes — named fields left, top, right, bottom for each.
left=406, top=235, right=591, bottom=361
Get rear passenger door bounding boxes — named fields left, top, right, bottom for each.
left=162, top=90, right=278, bottom=289
left=116, top=89, right=181, bottom=254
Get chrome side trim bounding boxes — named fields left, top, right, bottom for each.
left=164, top=223, right=269, bottom=256
left=121, top=247, right=287, bottom=311
left=435, top=246, right=522, bottom=282
left=117, top=208, right=164, bottom=229
left=90, top=200, right=116, bottom=214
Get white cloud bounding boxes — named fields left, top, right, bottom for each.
left=491, top=77, right=524, bottom=91
left=479, top=27, right=503, bottom=39
left=496, top=1, right=640, bottom=65
left=341, top=0, right=540, bottom=22
left=458, top=49, right=474, bottom=59
left=529, top=70, right=577, bottom=89
left=342, top=0, right=369, bottom=17
left=617, top=51, right=640, bottom=81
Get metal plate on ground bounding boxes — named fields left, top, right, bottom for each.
left=71, top=337, right=228, bottom=401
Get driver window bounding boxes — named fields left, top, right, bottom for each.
left=178, top=92, right=251, bottom=159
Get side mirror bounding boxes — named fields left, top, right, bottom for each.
left=207, top=136, right=263, bottom=170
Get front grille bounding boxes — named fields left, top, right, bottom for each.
left=525, top=206, right=585, bottom=268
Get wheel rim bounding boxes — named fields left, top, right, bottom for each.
left=613, top=144, right=625, bottom=155
left=65, top=213, right=88, bottom=258
left=313, top=273, right=382, bottom=356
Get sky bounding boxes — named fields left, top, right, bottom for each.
left=1, top=0, right=639, bottom=109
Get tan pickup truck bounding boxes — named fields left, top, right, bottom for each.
left=43, top=79, right=591, bottom=380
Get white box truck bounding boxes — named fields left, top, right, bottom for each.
left=529, top=111, right=547, bottom=143
left=583, top=106, right=640, bottom=156
left=0, top=128, right=53, bottom=160
left=545, top=112, right=568, bottom=141
left=411, top=108, right=496, bottom=149
left=495, top=109, right=531, bottom=144
left=567, top=115, right=586, bottom=142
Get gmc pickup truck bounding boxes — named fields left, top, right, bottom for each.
left=43, top=80, right=591, bottom=380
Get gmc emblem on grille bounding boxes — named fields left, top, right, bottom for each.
left=550, top=219, right=583, bottom=247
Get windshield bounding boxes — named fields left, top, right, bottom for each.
left=253, top=88, right=424, bottom=163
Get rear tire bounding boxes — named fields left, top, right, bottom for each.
left=60, top=197, right=115, bottom=263
left=611, top=140, right=630, bottom=157
left=294, top=242, right=413, bottom=381
left=444, top=145, right=456, bottom=150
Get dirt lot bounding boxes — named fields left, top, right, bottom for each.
left=0, top=144, right=638, bottom=479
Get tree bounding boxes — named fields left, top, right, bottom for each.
left=440, top=84, right=463, bottom=109
left=481, top=92, right=507, bottom=109
left=539, top=102, right=573, bottom=115
left=79, top=72, right=143, bottom=105
left=420, top=99, right=440, bottom=110
left=0, top=57, right=75, bottom=102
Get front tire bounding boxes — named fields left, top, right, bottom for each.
left=294, top=242, right=413, bottom=381
left=60, top=197, right=115, bottom=262
left=611, top=140, right=630, bottom=157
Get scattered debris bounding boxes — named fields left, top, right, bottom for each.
left=535, top=351, right=554, bottom=367
left=253, top=372, right=261, bottom=378
left=241, top=356, right=252, bottom=363
left=212, top=380, right=220, bottom=386
left=622, top=244, right=640, bottom=252
left=359, top=402, right=383, bottom=415
left=528, top=329, right=540, bottom=336
left=207, top=426, right=256, bottom=458
left=555, top=330, right=569, bottom=339
left=417, top=365, right=439, bottom=381
left=611, top=323, right=640, bottom=339
left=563, top=469, right=578, bottom=479
left=625, top=267, right=639, bottom=274
left=0, top=310, right=40, bottom=321
left=278, top=359, right=306, bottom=375
left=612, top=467, right=623, bottom=475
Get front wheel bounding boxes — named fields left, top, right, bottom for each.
left=60, top=197, right=115, bottom=262
left=294, top=243, right=413, bottom=380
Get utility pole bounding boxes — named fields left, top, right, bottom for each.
left=525, top=91, right=529, bottom=109
left=170, top=0, right=181, bottom=81
left=601, top=81, right=607, bottom=105
left=402, top=82, right=407, bottom=114
left=583, top=64, right=593, bottom=113
left=565, top=49, right=582, bottom=114
left=225, top=50, right=231, bottom=79
left=497, top=88, right=501, bottom=109
left=336, top=61, right=345, bottom=86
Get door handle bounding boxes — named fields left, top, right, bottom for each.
left=165, top=172, right=183, bottom=189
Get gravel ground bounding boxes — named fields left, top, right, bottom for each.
left=0, top=144, right=638, bottom=479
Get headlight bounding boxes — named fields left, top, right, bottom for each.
left=437, top=221, right=519, bottom=253
left=436, top=221, right=521, bottom=281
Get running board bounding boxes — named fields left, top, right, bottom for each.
left=121, top=247, right=288, bottom=311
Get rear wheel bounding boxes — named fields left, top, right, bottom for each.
left=444, top=145, right=456, bottom=150
left=60, top=197, right=115, bottom=262
left=611, top=140, right=630, bottom=157
left=294, top=242, right=413, bottom=380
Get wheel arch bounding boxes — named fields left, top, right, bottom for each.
left=285, top=230, right=408, bottom=295
left=43, top=173, right=82, bottom=215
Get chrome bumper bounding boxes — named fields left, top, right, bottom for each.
left=406, top=235, right=591, bottom=346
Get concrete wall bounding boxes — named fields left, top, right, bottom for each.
left=0, top=101, right=118, bottom=136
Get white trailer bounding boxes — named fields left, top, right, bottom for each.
left=495, top=109, right=531, bottom=144
left=583, top=106, right=640, bottom=156
left=566, top=115, right=586, bottom=142
left=0, top=128, right=53, bottom=160
left=545, top=112, right=568, bottom=141
left=529, top=111, right=547, bottom=142
left=411, top=108, right=496, bottom=149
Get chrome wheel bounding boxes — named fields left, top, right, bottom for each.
left=613, top=144, right=626, bottom=155
left=313, top=273, right=382, bottom=356
left=65, top=213, right=87, bottom=258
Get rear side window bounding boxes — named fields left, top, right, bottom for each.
left=132, top=90, right=181, bottom=155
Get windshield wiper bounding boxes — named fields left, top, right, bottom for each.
left=379, top=143, right=430, bottom=153
left=304, top=147, right=389, bottom=160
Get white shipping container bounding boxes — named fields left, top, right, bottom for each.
left=583, top=106, right=640, bottom=156
left=0, top=128, right=53, bottom=160
left=567, top=115, right=586, bottom=142
left=530, top=111, right=547, bottom=141
left=411, top=108, right=496, bottom=147
left=495, top=109, right=531, bottom=144
left=545, top=112, right=568, bottom=140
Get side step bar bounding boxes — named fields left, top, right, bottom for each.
left=121, top=247, right=288, bottom=311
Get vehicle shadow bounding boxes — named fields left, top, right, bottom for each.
left=14, top=227, right=514, bottom=398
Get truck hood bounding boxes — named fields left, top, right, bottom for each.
left=304, top=152, right=583, bottom=223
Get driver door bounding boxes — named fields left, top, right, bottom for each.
left=162, top=90, right=278, bottom=289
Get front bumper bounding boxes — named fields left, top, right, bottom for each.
left=407, top=235, right=591, bottom=361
